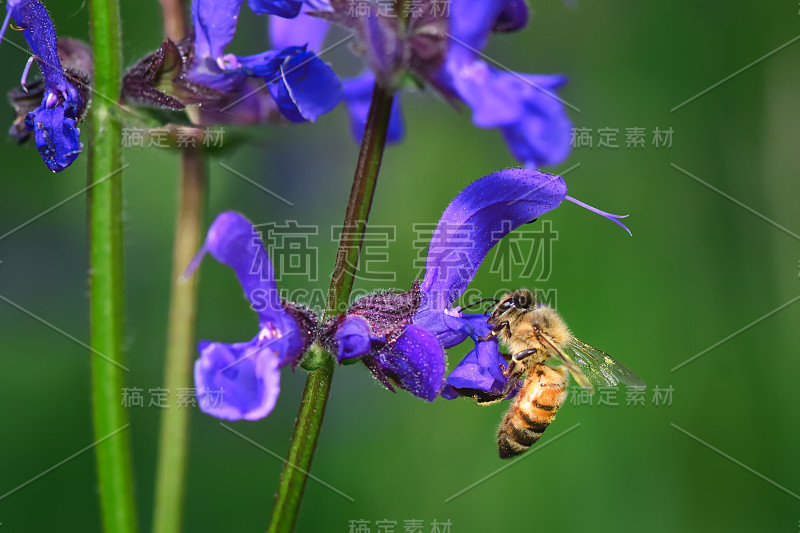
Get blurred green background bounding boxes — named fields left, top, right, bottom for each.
left=1, top=1, right=799, bottom=531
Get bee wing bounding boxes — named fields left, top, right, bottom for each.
left=568, top=337, right=645, bottom=388
left=538, top=334, right=595, bottom=393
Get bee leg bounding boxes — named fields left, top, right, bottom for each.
left=478, top=321, right=509, bottom=342
left=501, top=349, right=538, bottom=377
left=473, top=394, right=504, bottom=406
left=501, top=359, right=516, bottom=376
left=498, top=374, right=521, bottom=399
left=474, top=375, right=521, bottom=405
left=472, top=388, right=510, bottom=405
left=513, top=349, right=539, bottom=361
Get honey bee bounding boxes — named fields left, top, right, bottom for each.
left=478, top=288, right=645, bottom=458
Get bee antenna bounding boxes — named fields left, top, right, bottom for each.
left=484, top=298, right=502, bottom=315
left=460, top=298, right=500, bottom=313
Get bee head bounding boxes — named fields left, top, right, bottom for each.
left=489, top=289, right=535, bottom=322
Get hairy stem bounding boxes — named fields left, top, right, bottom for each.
left=325, top=84, right=395, bottom=318
left=87, top=0, right=137, bottom=531
left=151, top=4, right=201, bottom=533
left=266, top=83, right=395, bottom=533
left=152, top=144, right=206, bottom=533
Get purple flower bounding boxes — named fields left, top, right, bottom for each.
left=439, top=0, right=573, bottom=169
left=410, top=168, right=567, bottom=399
left=229, top=46, right=342, bottom=123
left=263, top=2, right=409, bottom=140
left=408, top=168, right=631, bottom=400
left=123, top=0, right=341, bottom=124
left=321, top=283, right=446, bottom=402
left=262, top=0, right=444, bottom=144
left=189, top=0, right=341, bottom=122
left=492, top=0, right=529, bottom=33
left=265, top=0, right=571, bottom=167
left=187, top=212, right=318, bottom=420
left=269, top=1, right=330, bottom=53
left=322, top=167, right=629, bottom=402
left=193, top=0, right=303, bottom=62
left=2, top=0, right=83, bottom=172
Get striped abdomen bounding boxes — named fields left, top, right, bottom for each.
left=497, top=364, right=568, bottom=459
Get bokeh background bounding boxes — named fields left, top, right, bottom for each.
left=1, top=1, right=799, bottom=531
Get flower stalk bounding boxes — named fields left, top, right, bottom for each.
left=325, top=83, right=396, bottom=318
left=87, top=0, right=138, bottom=531
left=153, top=143, right=206, bottom=533
left=266, top=82, right=396, bottom=533
left=151, top=3, right=205, bottom=533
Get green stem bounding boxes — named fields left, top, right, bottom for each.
left=87, top=0, right=137, bottom=532
left=152, top=145, right=206, bottom=533
left=325, top=83, right=396, bottom=318
left=266, top=82, right=396, bottom=533
left=150, top=4, right=200, bottom=533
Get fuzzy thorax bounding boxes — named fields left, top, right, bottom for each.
left=495, top=302, right=573, bottom=363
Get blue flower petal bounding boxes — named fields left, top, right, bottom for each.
left=6, top=0, right=83, bottom=171
left=342, top=71, right=404, bottom=144
left=443, top=2, right=573, bottom=168
left=419, top=169, right=567, bottom=311
left=233, top=48, right=288, bottom=79
left=412, top=308, right=469, bottom=349
left=269, top=4, right=330, bottom=52
left=267, top=49, right=342, bottom=122
left=443, top=53, right=572, bottom=169
left=335, top=315, right=374, bottom=362
left=444, top=51, right=525, bottom=128
left=412, top=310, right=490, bottom=350
left=191, top=0, right=245, bottom=60
left=192, top=0, right=300, bottom=61
left=197, top=211, right=305, bottom=365
left=449, top=0, right=509, bottom=51
left=441, top=339, right=509, bottom=400
left=248, top=0, right=302, bottom=18
left=493, top=0, right=529, bottom=33
left=195, top=78, right=281, bottom=124
left=203, top=211, right=280, bottom=312
left=194, top=338, right=281, bottom=420
left=25, top=104, right=82, bottom=173
left=447, top=312, right=494, bottom=339
left=374, top=324, right=445, bottom=402
left=6, top=0, right=77, bottom=101
left=500, top=74, right=573, bottom=168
